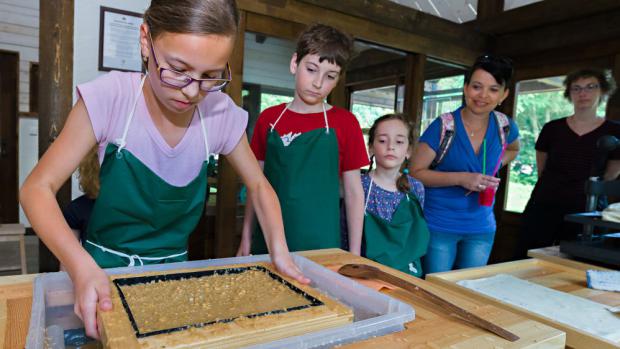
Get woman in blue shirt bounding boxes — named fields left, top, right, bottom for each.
left=410, top=55, right=520, bottom=274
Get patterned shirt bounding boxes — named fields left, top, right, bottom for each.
left=362, top=174, right=425, bottom=222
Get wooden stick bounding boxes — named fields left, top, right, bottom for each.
left=338, top=264, right=520, bottom=342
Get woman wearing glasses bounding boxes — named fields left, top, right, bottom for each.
left=518, top=69, right=620, bottom=257
left=410, top=54, right=520, bottom=274
left=21, top=0, right=308, bottom=339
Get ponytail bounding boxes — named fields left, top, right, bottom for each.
left=396, top=162, right=410, bottom=194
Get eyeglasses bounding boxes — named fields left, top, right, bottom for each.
left=570, top=83, right=600, bottom=94
left=148, top=34, right=231, bottom=92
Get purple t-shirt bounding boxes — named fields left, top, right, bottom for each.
left=77, top=71, right=248, bottom=186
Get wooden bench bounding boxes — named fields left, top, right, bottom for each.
left=0, top=224, right=27, bottom=274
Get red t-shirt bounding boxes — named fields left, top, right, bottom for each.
left=250, top=103, right=369, bottom=175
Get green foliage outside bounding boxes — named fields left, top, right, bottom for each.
left=352, top=104, right=395, bottom=129
left=260, top=93, right=293, bottom=112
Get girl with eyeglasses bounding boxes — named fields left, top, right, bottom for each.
left=20, top=0, right=308, bottom=339
left=518, top=69, right=620, bottom=257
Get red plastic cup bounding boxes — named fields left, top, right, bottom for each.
left=478, top=187, right=496, bottom=207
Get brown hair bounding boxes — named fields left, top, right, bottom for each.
left=295, top=23, right=354, bottom=70
left=563, top=68, right=614, bottom=102
left=368, top=114, right=414, bottom=194
left=78, top=146, right=100, bottom=199
left=144, top=0, right=239, bottom=39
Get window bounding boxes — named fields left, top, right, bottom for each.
left=350, top=85, right=398, bottom=130
left=505, top=75, right=609, bottom=213
left=420, top=75, right=464, bottom=134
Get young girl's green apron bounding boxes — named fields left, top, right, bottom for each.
left=85, top=75, right=210, bottom=268
left=252, top=104, right=340, bottom=253
left=363, top=177, right=430, bottom=277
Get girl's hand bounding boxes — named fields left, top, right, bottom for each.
left=271, top=252, right=311, bottom=285
left=236, top=237, right=251, bottom=257
left=72, top=264, right=112, bottom=339
left=459, top=172, right=500, bottom=192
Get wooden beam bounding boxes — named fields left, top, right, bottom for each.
left=237, top=0, right=482, bottom=66
left=403, top=54, right=425, bottom=142
left=245, top=12, right=305, bottom=41
left=215, top=11, right=246, bottom=258
left=346, top=59, right=405, bottom=87
left=38, top=0, right=74, bottom=272
left=497, top=9, right=620, bottom=57
left=328, top=71, right=348, bottom=109
left=470, top=0, right=620, bottom=35
left=476, top=0, right=504, bottom=21
left=514, top=57, right=611, bottom=82
left=297, top=0, right=487, bottom=50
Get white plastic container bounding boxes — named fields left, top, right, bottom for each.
left=26, top=254, right=414, bottom=348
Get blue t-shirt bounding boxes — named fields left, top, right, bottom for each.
left=419, top=107, right=519, bottom=234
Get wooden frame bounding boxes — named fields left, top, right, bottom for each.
left=98, top=6, right=143, bottom=73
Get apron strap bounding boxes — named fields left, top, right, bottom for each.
left=86, top=240, right=187, bottom=267
left=197, top=107, right=210, bottom=160
left=364, top=176, right=374, bottom=215
left=116, top=74, right=148, bottom=153
left=270, top=103, right=289, bottom=132
left=269, top=102, right=330, bottom=133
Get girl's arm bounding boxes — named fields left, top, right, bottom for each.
left=225, top=135, right=309, bottom=284
left=237, top=160, right=263, bottom=256
left=604, top=160, right=620, bottom=180
left=20, top=98, right=111, bottom=339
left=342, top=169, right=363, bottom=255
left=410, top=142, right=499, bottom=191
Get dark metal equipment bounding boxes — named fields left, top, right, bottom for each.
left=561, top=135, right=620, bottom=267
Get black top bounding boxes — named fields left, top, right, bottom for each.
left=62, top=195, right=96, bottom=243
left=530, top=118, right=620, bottom=209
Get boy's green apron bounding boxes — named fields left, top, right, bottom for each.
left=85, top=75, right=210, bottom=268
left=252, top=103, right=340, bottom=253
left=363, top=177, right=430, bottom=277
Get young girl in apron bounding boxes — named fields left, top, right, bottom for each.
left=362, top=114, right=430, bottom=277
left=20, top=0, right=307, bottom=339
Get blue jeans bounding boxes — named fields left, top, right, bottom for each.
left=422, top=231, right=495, bottom=275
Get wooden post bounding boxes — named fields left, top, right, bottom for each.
left=476, top=0, right=504, bottom=21
left=328, top=71, right=348, bottom=109
left=215, top=11, right=246, bottom=258
left=38, top=0, right=74, bottom=272
left=493, top=80, right=517, bottom=223
left=608, top=54, right=620, bottom=122
left=403, top=53, right=426, bottom=142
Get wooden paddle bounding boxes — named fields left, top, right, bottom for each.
left=338, top=263, right=520, bottom=342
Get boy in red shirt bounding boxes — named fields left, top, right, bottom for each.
left=238, top=23, right=368, bottom=256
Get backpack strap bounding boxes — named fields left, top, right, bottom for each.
left=430, top=112, right=455, bottom=169
left=493, top=110, right=511, bottom=147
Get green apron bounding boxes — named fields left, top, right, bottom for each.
left=85, top=75, right=209, bottom=268
left=252, top=104, right=340, bottom=253
left=363, top=178, right=430, bottom=277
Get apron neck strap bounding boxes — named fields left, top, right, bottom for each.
left=197, top=107, right=210, bottom=160
left=364, top=175, right=374, bottom=215
left=115, top=74, right=210, bottom=161
left=269, top=102, right=329, bottom=133
left=116, top=74, right=148, bottom=153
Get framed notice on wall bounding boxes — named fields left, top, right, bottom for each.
left=98, top=6, right=143, bottom=72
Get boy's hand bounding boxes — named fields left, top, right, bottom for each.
left=271, top=252, right=311, bottom=284
left=72, top=264, right=112, bottom=339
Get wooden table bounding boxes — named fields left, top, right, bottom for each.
left=528, top=246, right=612, bottom=271
left=427, top=257, right=620, bottom=349
left=0, top=249, right=564, bottom=349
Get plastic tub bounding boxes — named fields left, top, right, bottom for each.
left=26, top=254, right=414, bottom=348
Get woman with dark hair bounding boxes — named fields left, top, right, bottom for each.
left=518, top=69, right=620, bottom=256
left=410, top=54, right=520, bottom=274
